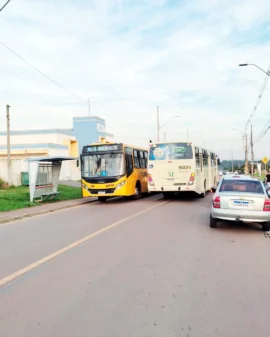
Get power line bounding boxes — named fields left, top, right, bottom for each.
left=255, top=123, right=270, bottom=143
left=0, top=40, right=87, bottom=105
left=255, top=118, right=270, bottom=139
left=244, top=64, right=270, bottom=134
left=0, top=0, right=11, bottom=12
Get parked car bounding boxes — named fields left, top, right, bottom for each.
left=210, top=174, right=270, bottom=231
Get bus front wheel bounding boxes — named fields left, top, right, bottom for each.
left=98, top=196, right=107, bottom=202
left=132, top=183, right=142, bottom=200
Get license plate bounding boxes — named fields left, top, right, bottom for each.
left=98, top=191, right=105, bottom=195
left=233, top=200, right=249, bottom=207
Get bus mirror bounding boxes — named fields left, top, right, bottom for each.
left=217, top=158, right=220, bottom=165
left=76, top=159, right=80, bottom=167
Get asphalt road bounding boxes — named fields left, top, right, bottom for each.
left=1, top=193, right=270, bottom=337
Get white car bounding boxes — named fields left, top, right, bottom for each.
left=210, top=174, right=270, bottom=231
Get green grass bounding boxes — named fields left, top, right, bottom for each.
left=0, top=185, right=82, bottom=212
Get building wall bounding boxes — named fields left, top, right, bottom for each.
left=73, top=116, right=114, bottom=154
left=0, top=159, right=28, bottom=186
left=0, top=131, right=76, bottom=148
left=0, top=139, right=79, bottom=185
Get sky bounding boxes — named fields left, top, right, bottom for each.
left=0, top=0, right=270, bottom=160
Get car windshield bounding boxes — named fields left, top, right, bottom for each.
left=149, top=143, right=193, bottom=160
left=82, top=153, right=125, bottom=177
left=220, top=179, right=264, bottom=194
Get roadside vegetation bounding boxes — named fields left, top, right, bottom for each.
left=0, top=185, right=82, bottom=212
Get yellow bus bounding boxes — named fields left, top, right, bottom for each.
left=80, top=140, right=148, bottom=202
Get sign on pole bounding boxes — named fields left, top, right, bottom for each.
left=262, top=157, right=269, bottom=165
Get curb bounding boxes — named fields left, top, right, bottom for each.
left=0, top=198, right=97, bottom=225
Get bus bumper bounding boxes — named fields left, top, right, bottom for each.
left=148, top=185, right=196, bottom=193
left=82, top=182, right=131, bottom=198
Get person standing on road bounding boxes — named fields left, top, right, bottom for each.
left=265, top=170, right=270, bottom=188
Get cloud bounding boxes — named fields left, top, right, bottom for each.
left=0, top=0, right=270, bottom=159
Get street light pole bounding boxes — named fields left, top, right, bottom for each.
left=157, top=106, right=160, bottom=142
left=245, top=133, right=249, bottom=175
left=239, top=63, right=270, bottom=76
left=6, top=104, right=11, bottom=186
left=231, top=149, right=234, bottom=172
left=250, top=124, right=254, bottom=177
left=156, top=106, right=180, bottom=142
left=232, top=128, right=248, bottom=174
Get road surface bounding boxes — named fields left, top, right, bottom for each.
left=0, top=193, right=270, bottom=337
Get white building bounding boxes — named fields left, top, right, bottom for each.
left=0, top=116, right=113, bottom=186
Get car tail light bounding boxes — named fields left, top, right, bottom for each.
left=263, top=199, right=270, bottom=212
left=148, top=174, right=155, bottom=186
left=213, top=196, right=220, bottom=208
left=188, top=173, right=195, bottom=185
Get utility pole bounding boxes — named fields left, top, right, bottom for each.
left=6, top=104, right=11, bottom=186
left=87, top=99, right=91, bottom=116
left=157, top=106, right=160, bottom=142
left=163, top=132, right=166, bottom=141
left=250, top=124, right=254, bottom=177
left=244, top=133, right=249, bottom=175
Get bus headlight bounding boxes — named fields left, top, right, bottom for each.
left=82, top=183, right=89, bottom=191
left=115, top=181, right=125, bottom=190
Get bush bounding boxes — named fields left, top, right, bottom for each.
left=0, top=178, right=7, bottom=189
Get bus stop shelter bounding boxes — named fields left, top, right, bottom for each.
left=28, top=156, right=78, bottom=202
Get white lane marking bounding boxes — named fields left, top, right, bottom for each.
left=0, top=201, right=169, bottom=287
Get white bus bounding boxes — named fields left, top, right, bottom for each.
left=147, top=141, right=220, bottom=198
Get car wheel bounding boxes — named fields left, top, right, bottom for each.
left=210, top=214, right=217, bottom=228
left=262, top=222, right=270, bottom=231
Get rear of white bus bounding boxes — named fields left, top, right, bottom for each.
left=147, top=142, right=197, bottom=195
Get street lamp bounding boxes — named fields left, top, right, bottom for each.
left=239, top=63, right=270, bottom=76
left=156, top=106, right=180, bottom=141
left=193, top=135, right=205, bottom=145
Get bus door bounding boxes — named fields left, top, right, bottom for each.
left=195, top=147, right=202, bottom=193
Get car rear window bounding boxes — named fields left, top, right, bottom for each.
left=220, top=179, right=264, bottom=194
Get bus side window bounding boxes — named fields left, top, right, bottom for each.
left=144, top=151, right=148, bottom=166
left=125, top=148, right=133, bottom=177
left=211, top=153, right=216, bottom=167
left=139, top=151, right=146, bottom=168
left=134, top=150, right=140, bottom=168
left=195, top=147, right=200, bottom=169
left=203, top=150, right=208, bottom=167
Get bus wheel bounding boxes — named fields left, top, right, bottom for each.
left=200, top=183, right=206, bottom=198
left=98, top=196, right=107, bottom=202
left=132, top=183, right=142, bottom=200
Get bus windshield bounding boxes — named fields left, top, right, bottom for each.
left=82, top=153, right=125, bottom=177
left=149, top=143, right=193, bottom=160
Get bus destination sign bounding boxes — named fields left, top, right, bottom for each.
left=83, top=144, right=122, bottom=153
